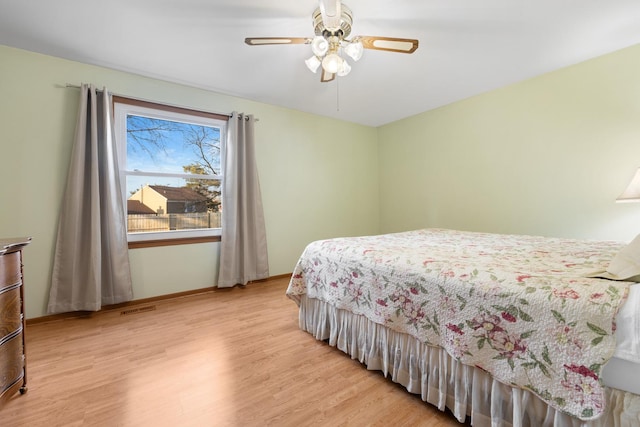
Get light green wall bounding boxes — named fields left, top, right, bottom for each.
left=0, top=45, right=379, bottom=319
left=378, top=44, right=640, bottom=242
left=4, top=42, right=640, bottom=319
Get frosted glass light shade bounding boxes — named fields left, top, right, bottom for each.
left=322, top=53, right=343, bottom=74
left=344, top=41, right=363, bottom=61
left=337, top=59, right=351, bottom=76
left=617, top=168, right=640, bottom=202
left=311, top=36, right=329, bottom=57
left=305, top=56, right=322, bottom=73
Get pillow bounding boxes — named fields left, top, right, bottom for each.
left=587, top=234, right=640, bottom=282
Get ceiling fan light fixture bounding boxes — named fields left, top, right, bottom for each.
left=305, top=55, right=322, bottom=73
left=322, top=52, right=343, bottom=74
left=245, top=2, right=419, bottom=83
left=311, top=36, right=329, bottom=57
left=344, top=40, right=363, bottom=61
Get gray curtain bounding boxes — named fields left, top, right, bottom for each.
left=218, top=112, right=269, bottom=287
left=48, top=84, right=133, bottom=313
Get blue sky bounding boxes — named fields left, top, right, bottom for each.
left=125, top=115, right=221, bottom=195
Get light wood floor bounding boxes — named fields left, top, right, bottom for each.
left=2, top=277, right=469, bottom=427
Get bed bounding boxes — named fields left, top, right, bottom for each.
left=286, top=229, right=640, bottom=426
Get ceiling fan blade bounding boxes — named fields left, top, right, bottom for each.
left=320, top=69, right=335, bottom=83
left=244, top=37, right=310, bottom=46
left=356, top=36, right=419, bottom=54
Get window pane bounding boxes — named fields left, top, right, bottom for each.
left=126, top=115, right=221, bottom=176
left=126, top=178, right=221, bottom=233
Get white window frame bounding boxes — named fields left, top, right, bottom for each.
left=113, top=99, right=226, bottom=244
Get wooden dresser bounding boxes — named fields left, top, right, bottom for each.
left=0, top=237, right=31, bottom=406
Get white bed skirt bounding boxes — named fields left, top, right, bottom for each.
left=297, top=296, right=640, bottom=427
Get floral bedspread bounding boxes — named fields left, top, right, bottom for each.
left=286, top=229, right=631, bottom=420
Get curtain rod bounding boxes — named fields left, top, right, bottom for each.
left=64, top=84, right=258, bottom=121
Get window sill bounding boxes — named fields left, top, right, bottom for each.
left=128, top=235, right=221, bottom=249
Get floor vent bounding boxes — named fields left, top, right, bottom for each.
left=120, top=305, right=156, bottom=316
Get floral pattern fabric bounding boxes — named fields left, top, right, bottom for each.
left=286, top=229, right=631, bottom=420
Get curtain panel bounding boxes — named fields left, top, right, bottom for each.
left=218, top=112, right=269, bottom=287
left=48, top=84, right=133, bottom=313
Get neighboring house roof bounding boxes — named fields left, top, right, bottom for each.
left=149, top=185, right=207, bottom=202
left=127, top=200, right=156, bottom=215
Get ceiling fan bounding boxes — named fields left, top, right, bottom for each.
left=244, top=0, right=419, bottom=83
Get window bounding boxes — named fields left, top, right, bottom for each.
left=113, top=97, right=228, bottom=245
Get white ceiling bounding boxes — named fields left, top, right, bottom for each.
left=1, top=1, right=640, bottom=127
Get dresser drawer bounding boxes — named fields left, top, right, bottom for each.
left=0, top=331, right=24, bottom=395
left=0, top=286, right=21, bottom=338
left=0, top=252, right=21, bottom=291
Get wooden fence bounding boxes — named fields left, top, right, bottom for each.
left=128, top=212, right=221, bottom=232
